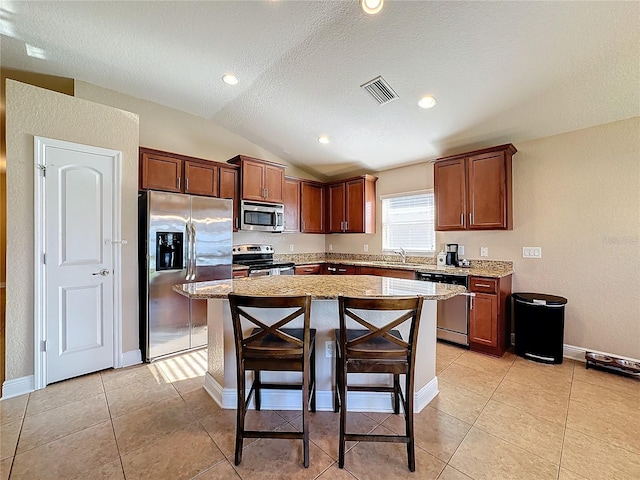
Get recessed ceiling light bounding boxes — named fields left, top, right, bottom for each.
left=222, top=74, right=238, bottom=85
left=361, top=0, right=384, bottom=15
left=318, top=136, right=330, bottom=144
left=418, top=95, right=437, bottom=109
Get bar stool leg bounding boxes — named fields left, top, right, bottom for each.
left=254, top=370, right=261, bottom=411
left=393, top=374, right=400, bottom=415
left=333, top=343, right=341, bottom=413
left=338, top=362, right=347, bottom=468
left=302, top=357, right=310, bottom=468
left=235, top=366, right=246, bottom=466
left=405, top=373, right=415, bottom=472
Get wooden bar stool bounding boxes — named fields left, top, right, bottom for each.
left=228, top=293, right=316, bottom=468
left=334, top=295, right=424, bottom=471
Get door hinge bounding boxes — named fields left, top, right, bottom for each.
left=37, top=164, right=47, bottom=177
left=43, top=252, right=47, bottom=264
left=42, top=340, right=47, bottom=352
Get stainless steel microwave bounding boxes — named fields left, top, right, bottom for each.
left=240, top=200, right=284, bottom=232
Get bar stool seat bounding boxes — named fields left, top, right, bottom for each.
left=334, top=295, right=424, bottom=472
left=228, top=294, right=316, bottom=468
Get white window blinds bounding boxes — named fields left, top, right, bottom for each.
left=381, top=191, right=435, bottom=252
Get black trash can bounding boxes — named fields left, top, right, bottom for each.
left=513, top=293, right=568, bottom=364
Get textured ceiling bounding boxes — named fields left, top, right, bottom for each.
left=1, top=1, right=638, bottom=179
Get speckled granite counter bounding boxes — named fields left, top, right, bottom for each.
left=173, top=274, right=466, bottom=300
left=179, top=275, right=453, bottom=413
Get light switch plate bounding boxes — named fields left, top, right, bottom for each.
left=329, top=244, right=333, bottom=251
left=523, top=247, right=542, bottom=258
left=480, top=247, right=489, bottom=257
left=364, top=244, right=369, bottom=252
left=289, top=244, right=294, bottom=252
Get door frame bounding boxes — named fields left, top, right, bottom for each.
left=33, top=136, right=124, bottom=390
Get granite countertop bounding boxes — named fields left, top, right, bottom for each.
left=173, top=275, right=466, bottom=300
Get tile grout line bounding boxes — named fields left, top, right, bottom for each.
left=99, top=371, right=127, bottom=480
left=4, top=393, right=30, bottom=480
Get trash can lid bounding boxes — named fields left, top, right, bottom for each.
left=512, top=293, right=567, bottom=306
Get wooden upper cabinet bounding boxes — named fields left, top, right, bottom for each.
left=184, top=161, right=218, bottom=197
left=219, top=166, right=240, bottom=231
left=328, top=182, right=346, bottom=233
left=327, top=175, right=377, bottom=233
left=467, top=151, right=509, bottom=229
left=140, top=151, right=182, bottom=192
left=283, top=176, right=300, bottom=232
left=434, top=159, right=466, bottom=230
left=434, top=144, right=515, bottom=231
left=227, top=155, right=285, bottom=204
left=300, top=181, right=325, bottom=233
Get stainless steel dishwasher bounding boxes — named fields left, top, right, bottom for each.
left=416, top=272, right=472, bottom=347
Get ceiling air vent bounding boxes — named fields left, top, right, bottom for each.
left=361, top=76, right=399, bottom=105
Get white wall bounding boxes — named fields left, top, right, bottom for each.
left=5, top=80, right=140, bottom=380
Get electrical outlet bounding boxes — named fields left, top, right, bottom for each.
left=364, top=244, right=369, bottom=252
left=325, top=340, right=335, bottom=358
left=480, top=247, right=489, bottom=257
left=329, top=244, right=333, bottom=251
left=523, top=247, right=542, bottom=258
left=458, top=245, right=465, bottom=255
left=289, top=244, right=294, bottom=252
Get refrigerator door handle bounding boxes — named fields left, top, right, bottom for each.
left=190, top=222, right=197, bottom=281
left=185, top=222, right=191, bottom=280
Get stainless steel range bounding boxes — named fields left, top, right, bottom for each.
left=232, top=244, right=295, bottom=277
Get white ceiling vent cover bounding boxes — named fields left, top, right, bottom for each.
left=361, top=76, right=399, bottom=105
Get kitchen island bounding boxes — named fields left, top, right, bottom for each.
left=174, top=275, right=465, bottom=413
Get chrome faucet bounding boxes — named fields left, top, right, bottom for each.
left=395, top=247, right=407, bottom=264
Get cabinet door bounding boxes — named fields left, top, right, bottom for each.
left=219, top=167, right=239, bottom=231
left=434, top=158, right=466, bottom=230
left=328, top=183, right=345, bottom=233
left=283, top=177, right=300, bottom=232
left=359, top=266, right=415, bottom=279
left=241, top=160, right=266, bottom=201
left=264, top=164, right=285, bottom=203
left=300, top=182, right=325, bottom=233
left=467, top=151, right=507, bottom=229
left=469, top=292, right=498, bottom=347
left=345, top=179, right=364, bottom=233
left=141, top=152, right=182, bottom=192
left=184, top=161, right=218, bottom=197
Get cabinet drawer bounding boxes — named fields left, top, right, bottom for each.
left=469, top=277, right=498, bottom=294
left=326, top=264, right=358, bottom=275
left=295, top=264, right=321, bottom=275
left=233, top=269, right=249, bottom=278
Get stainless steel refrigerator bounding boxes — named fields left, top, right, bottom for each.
left=139, top=191, right=233, bottom=361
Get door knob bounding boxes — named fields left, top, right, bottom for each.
left=92, top=269, right=110, bottom=276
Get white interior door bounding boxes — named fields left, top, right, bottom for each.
left=40, top=140, right=117, bottom=384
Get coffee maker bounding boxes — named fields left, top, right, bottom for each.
left=445, top=244, right=459, bottom=266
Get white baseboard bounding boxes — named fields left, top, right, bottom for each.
left=121, top=349, right=142, bottom=368
left=2, top=375, right=35, bottom=400
left=204, top=373, right=437, bottom=414
left=563, top=344, right=640, bottom=363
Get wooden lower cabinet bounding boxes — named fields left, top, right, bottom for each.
left=468, top=275, right=512, bottom=357
left=358, top=266, right=416, bottom=279
left=294, top=264, right=321, bottom=275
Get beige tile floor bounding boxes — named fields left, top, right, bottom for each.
left=1, top=344, right=639, bottom=480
